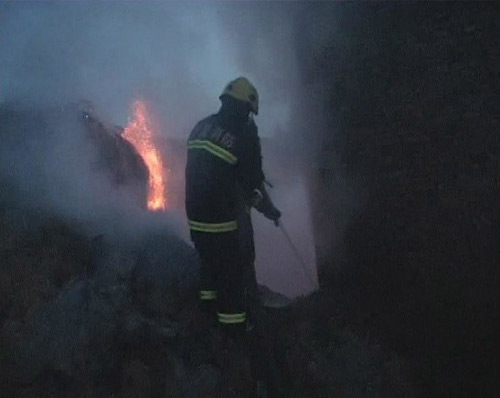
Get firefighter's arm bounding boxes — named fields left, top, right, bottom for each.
left=237, top=120, right=281, bottom=222
left=236, top=120, right=265, bottom=194
left=251, top=184, right=281, bottom=222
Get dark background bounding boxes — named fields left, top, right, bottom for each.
left=299, top=3, right=500, bottom=396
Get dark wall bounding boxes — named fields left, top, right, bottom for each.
left=296, top=3, right=500, bottom=396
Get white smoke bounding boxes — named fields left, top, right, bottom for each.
left=0, top=2, right=299, bottom=137
left=0, top=2, right=322, bottom=296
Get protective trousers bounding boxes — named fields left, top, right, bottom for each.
left=192, top=209, right=278, bottom=393
left=192, top=229, right=247, bottom=329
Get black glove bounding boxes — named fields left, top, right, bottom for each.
left=262, top=201, right=281, bottom=222
left=252, top=185, right=281, bottom=223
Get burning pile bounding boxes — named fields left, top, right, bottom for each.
left=123, top=100, right=167, bottom=211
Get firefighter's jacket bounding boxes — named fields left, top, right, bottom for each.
left=185, top=112, right=265, bottom=234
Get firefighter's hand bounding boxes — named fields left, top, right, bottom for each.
left=263, top=203, right=281, bottom=223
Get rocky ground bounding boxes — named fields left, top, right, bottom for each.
left=0, top=202, right=416, bottom=397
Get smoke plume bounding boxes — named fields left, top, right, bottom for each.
left=0, top=2, right=322, bottom=296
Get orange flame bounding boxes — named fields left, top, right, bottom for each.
left=123, top=100, right=167, bottom=211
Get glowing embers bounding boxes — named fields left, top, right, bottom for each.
left=123, top=100, right=167, bottom=211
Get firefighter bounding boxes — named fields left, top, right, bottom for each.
left=185, top=77, right=281, bottom=395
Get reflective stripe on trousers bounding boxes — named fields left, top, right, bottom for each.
left=200, top=290, right=217, bottom=301
left=217, top=312, right=246, bottom=324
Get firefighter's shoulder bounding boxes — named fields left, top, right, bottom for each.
left=189, top=114, right=218, bottom=140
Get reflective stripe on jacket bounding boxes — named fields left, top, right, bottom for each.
left=187, top=139, right=237, bottom=165
left=185, top=113, right=264, bottom=228
left=188, top=219, right=237, bottom=233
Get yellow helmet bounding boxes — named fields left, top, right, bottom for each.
left=220, top=77, right=259, bottom=115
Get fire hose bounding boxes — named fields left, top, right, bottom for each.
left=276, top=219, right=317, bottom=290
left=263, top=181, right=317, bottom=290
